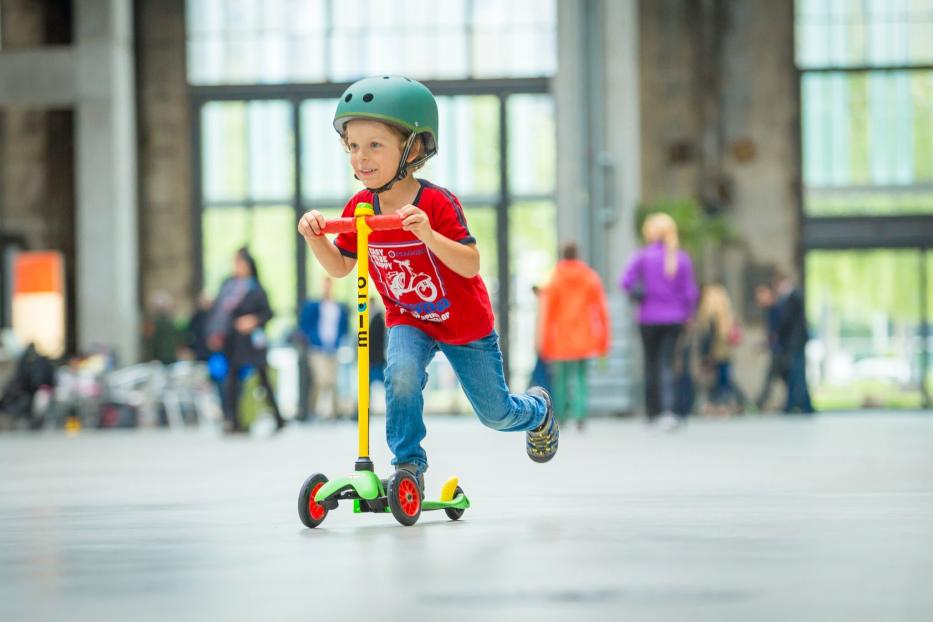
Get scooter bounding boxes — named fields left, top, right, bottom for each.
left=297, top=203, right=470, bottom=527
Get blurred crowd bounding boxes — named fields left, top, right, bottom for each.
left=0, top=214, right=814, bottom=434
left=532, top=212, right=814, bottom=432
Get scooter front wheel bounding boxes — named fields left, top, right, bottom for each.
left=387, top=470, right=422, bottom=526
left=298, top=473, right=329, bottom=528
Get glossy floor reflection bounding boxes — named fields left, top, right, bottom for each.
left=1, top=413, right=931, bottom=621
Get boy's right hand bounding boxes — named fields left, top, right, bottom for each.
left=298, top=210, right=327, bottom=240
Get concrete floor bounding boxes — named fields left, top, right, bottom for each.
left=1, top=413, right=932, bottom=621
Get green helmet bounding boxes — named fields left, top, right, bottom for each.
left=333, top=76, right=439, bottom=159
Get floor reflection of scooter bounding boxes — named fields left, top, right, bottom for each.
left=387, top=260, right=437, bottom=302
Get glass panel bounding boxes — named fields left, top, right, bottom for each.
left=926, top=250, right=933, bottom=403
left=247, top=101, right=294, bottom=201
left=806, top=249, right=925, bottom=409
left=202, top=206, right=251, bottom=299
left=796, top=0, right=933, bottom=69
left=471, top=0, right=557, bottom=78
left=420, top=96, right=500, bottom=198
left=304, top=209, right=355, bottom=304
left=248, top=206, right=297, bottom=341
left=188, top=0, right=555, bottom=84
left=300, top=99, right=359, bottom=203
left=463, top=206, right=498, bottom=298
left=202, top=102, right=247, bottom=202
left=802, top=71, right=933, bottom=215
left=508, top=201, right=557, bottom=385
left=508, top=95, right=556, bottom=196
left=202, top=206, right=295, bottom=342
left=187, top=0, right=327, bottom=84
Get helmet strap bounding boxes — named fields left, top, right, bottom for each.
left=371, top=132, right=418, bottom=195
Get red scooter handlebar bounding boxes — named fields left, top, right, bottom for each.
left=321, top=214, right=404, bottom=234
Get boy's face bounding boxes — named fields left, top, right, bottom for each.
left=344, top=120, right=404, bottom=189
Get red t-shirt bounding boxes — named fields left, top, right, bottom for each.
left=333, top=180, right=495, bottom=345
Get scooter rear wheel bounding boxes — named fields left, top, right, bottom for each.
left=298, top=473, right=329, bottom=528
left=387, top=470, right=422, bottom=526
left=444, top=486, right=466, bottom=521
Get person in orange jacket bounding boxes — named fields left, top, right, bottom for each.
left=538, top=242, right=611, bottom=429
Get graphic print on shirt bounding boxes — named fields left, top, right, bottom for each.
left=369, top=241, right=451, bottom=322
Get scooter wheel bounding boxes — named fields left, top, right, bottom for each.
left=444, top=486, right=466, bottom=521
left=298, top=473, right=329, bottom=528
left=387, top=470, right=422, bottom=526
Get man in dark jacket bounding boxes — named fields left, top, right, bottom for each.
left=773, top=270, right=814, bottom=414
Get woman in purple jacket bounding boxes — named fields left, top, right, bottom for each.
left=620, top=213, right=699, bottom=425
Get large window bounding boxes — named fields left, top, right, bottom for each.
left=187, top=0, right=557, bottom=85
left=200, top=100, right=296, bottom=339
left=798, top=0, right=933, bottom=216
left=797, top=0, right=933, bottom=409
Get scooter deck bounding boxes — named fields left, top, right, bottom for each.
left=316, top=471, right=470, bottom=513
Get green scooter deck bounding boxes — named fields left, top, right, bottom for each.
left=315, top=471, right=470, bottom=512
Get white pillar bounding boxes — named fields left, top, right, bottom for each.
left=555, top=0, right=641, bottom=280
left=603, top=0, right=641, bottom=278
left=0, top=0, right=140, bottom=364
left=74, top=0, right=139, bottom=364
left=554, top=0, right=589, bottom=250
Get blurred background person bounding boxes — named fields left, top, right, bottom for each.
left=773, top=270, right=815, bottom=414
left=142, top=290, right=180, bottom=365
left=696, top=284, right=747, bottom=416
left=184, top=293, right=214, bottom=363
left=538, top=242, right=610, bottom=430
left=754, top=283, right=784, bottom=412
left=672, top=325, right=697, bottom=419
left=207, top=248, right=285, bottom=434
left=620, top=213, right=699, bottom=429
left=299, top=277, right=349, bottom=420
left=369, top=295, right=387, bottom=389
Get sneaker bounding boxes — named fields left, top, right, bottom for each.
left=526, top=387, right=559, bottom=463
left=658, top=412, right=682, bottom=432
left=396, top=463, right=425, bottom=493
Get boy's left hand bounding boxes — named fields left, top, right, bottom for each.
left=399, top=205, right=434, bottom=243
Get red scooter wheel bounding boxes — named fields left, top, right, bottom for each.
left=387, top=471, right=422, bottom=526
left=298, top=473, right=329, bottom=528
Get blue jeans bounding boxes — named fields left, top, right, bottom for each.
left=385, top=325, right=547, bottom=474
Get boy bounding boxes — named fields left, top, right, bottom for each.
left=297, top=76, right=557, bottom=485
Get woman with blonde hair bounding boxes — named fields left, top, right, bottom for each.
left=620, top=213, right=699, bottom=428
left=696, top=284, right=747, bottom=414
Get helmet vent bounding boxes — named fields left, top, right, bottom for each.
left=344, top=94, right=352, bottom=102
left=363, top=93, right=374, bottom=102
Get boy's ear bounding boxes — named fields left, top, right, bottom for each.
left=406, top=136, right=424, bottom=163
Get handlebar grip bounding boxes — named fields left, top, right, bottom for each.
left=367, top=215, right=404, bottom=231
left=319, top=214, right=404, bottom=234
left=320, top=218, right=355, bottom=234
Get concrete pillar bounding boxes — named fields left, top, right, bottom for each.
left=555, top=0, right=641, bottom=281
left=136, top=0, right=193, bottom=316
left=74, top=0, right=139, bottom=364
left=0, top=0, right=140, bottom=364
left=603, top=0, right=641, bottom=282
left=554, top=0, right=589, bottom=251
left=555, top=0, right=642, bottom=414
